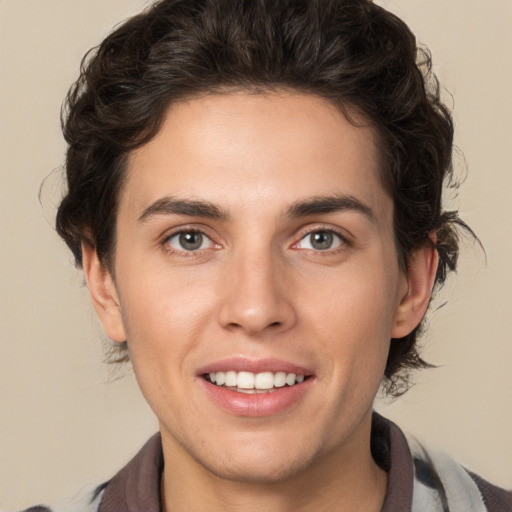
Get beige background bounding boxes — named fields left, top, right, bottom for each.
left=1, top=0, right=511, bottom=509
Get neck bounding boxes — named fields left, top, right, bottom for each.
left=160, top=414, right=387, bottom=512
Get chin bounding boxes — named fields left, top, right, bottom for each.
left=180, top=428, right=323, bottom=485
left=200, top=451, right=313, bottom=484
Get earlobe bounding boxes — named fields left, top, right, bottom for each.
left=81, top=243, right=127, bottom=343
left=391, top=242, right=439, bottom=339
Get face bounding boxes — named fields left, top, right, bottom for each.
left=85, top=90, right=433, bottom=484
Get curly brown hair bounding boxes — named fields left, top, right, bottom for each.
left=56, top=0, right=471, bottom=395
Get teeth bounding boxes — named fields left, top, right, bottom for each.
left=216, top=372, right=225, bottom=386
left=225, top=371, right=237, bottom=387
left=255, top=371, right=274, bottom=389
left=206, top=371, right=307, bottom=390
left=237, top=371, right=255, bottom=389
left=286, top=373, right=296, bottom=386
left=274, top=371, right=286, bottom=388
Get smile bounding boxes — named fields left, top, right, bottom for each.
left=204, top=371, right=307, bottom=393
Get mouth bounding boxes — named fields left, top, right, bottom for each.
left=203, top=371, right=309, bottom=394
left=197, top=358, right=314, bottom=416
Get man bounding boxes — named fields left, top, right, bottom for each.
left=24, top=0, right=512, bottom=510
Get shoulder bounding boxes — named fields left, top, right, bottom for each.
left=18, top=482, right=106, bottom=512
left=468, top=471, right=512, bottom=512
left=16, top=433, right=162, bottom=512
left=408, top=437, right=512, bottom=512
left=373, top=413, right=512, bottom=512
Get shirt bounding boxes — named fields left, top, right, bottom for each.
left=23, top=413, right=512, bottom=512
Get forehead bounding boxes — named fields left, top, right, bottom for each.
left=123, top=90, right=389, bottom=220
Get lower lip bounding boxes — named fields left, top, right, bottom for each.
left=198, top=378, right=313, bottom=417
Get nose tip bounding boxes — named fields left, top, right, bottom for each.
left=218, top=256, right=296, bottom=336
left=223, top=308, right=286, bottom=335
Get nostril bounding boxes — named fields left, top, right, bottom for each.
left=227, top=321, right=281, bottom=328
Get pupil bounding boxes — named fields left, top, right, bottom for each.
left=311, top=231, right=332, bottom=250
left=180, top=232, right=202, bottom=250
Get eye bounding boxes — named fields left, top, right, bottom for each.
left=165, top=230, right=213, bottom=252
left=296, top=230, right=345, bottom=251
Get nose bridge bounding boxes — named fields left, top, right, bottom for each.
left=218, top=241, right=295, bottom=335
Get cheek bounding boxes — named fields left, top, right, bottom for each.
left=318, top=293, right=392, bottom=379
left=118, top=257, right=216, bottom=329
left=115, top=265, right=219, bottom=380
left=116, top=273, right=215, bottom=421
left=307, top=259, right=401, bottom=384
left=310, top=260, right=400, bottom=337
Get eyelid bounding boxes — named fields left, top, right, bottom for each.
left=167, top=231, right=213, bottom=250
left=291, top=225, right=351, bottom=251
left=161, top=225, right=221, bottom=254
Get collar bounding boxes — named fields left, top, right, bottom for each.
left=98, top=413, right=414, bottom=512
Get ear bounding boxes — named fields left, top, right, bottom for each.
left=81, top=242, right=127, bottom=343
left=391, top=240, right=439, bottom=339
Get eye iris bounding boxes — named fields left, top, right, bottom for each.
left=179, top=232, right=203, bottom=250
left=311, top=231, right=333, bottom=250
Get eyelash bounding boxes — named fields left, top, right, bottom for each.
left=292, top=227, right=350, bottom=254
left=161, top=225, right=351, bottom=258
left=162, top=228, right=217, bottom=257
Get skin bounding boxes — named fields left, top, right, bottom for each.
left=82, top=90, right=438, bottom=512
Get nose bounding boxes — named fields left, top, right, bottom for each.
left=218, top=248, right=297, bottom=336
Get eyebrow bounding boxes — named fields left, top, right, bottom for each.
left=138, top=196, right=229, bottom=223
left=286, top=194, right=377, bottom=224
left=137, top=193, right=376, bottom=224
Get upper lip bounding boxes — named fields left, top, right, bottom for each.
left=197, top=357, right=313, bottom=376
